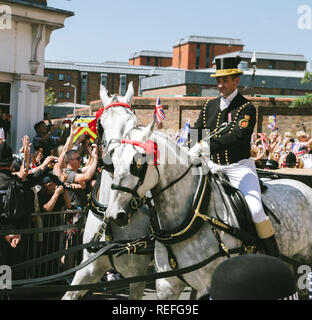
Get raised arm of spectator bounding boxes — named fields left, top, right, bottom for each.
left=54, top=124, right=78, bottom=177
left=43, top=185, right=64, bottom=212
left=73, top=145, right=98, bottom=183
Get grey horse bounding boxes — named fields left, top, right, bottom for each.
left=62, top=82, right=153, bottom=300
left=104, top=121, right=312, bottom=299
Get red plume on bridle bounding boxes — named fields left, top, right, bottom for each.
left=121, top=139, right=159, bottom=166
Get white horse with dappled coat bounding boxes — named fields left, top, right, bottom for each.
left=62, top=82, right=153, bottom=300
left=104, top=120, right=312, bottom=299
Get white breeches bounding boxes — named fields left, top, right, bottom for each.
left=207, top=157, right=267, bottom=224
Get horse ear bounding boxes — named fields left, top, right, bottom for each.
left=123, top=115, right=137, bottom=140
left=141, top=119, right=155, bottom=142
left=100, top=84, right=110, bottom=107
left=122, top=81, right=134, bottom=105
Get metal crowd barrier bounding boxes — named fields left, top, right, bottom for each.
left=0, top=209, right=84, bottom=283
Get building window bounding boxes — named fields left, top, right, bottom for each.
left=155, top=57, right=159, bottom=66
left=146, top=57, right=151, bottom=66
left=196, top=43, right=201, bottom=69
left=138, top=76, right=145, bottom=96
left=268, top=61, right=275, bottom=69
left=205, top=44, right=210, bottom=68
left=0, top=82, right=11, bottom=114
left=58, top=91, right=64, bottom=99
left=119, top=75, right=127, bottom=96
left=66, top=92, right=71, bottom=99
left=81, top=72, right=88, bottom=105
left=58, top=74, right=64, bottom=81
left=47, top=73, right=54, bottom=81
left=101, top=73, right=108, bottom=88
left=66, top=74, right=71, bottom=82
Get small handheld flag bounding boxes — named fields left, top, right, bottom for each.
left=177, top=119, right=191, bottom=145
left=268, top=115, right=277, bottom=130
left=154, top=97, right=166, bottom=125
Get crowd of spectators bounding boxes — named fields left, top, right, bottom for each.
left=0, top=116, right=102, bottom=276
left=251, top=129, right=312, bottom=170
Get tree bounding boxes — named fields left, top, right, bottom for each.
left=44, top=87, right=56, bottom=106
left=291, top=71, right=312, bottom=107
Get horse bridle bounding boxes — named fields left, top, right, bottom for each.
left=97, top=102, right=134, bottom=147
left=102, top=138, right=161, bottom=211
left=103, top=138, right=195, bottom=215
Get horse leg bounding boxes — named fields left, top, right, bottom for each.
left=62, top=254, right=109, bottom=300
left=113, top=254, right=153, bottom=300
left=156, top=278, right=186, bottom=300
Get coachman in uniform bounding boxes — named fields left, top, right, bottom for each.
left=190, top=56, right=280, bottom=257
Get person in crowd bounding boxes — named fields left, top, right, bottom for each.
left=264, top=159, right=279, bottom=170
left=0, top=140, right=29, bottom=276
left=190, top=56, right=279, bottom=257
left=292, top=131, right=312, bottom=158
left=33, top=120, right=67, bottom=159
left=0, top=112, right=12, bottom=140
left=268, top=130, right=282, bottom=157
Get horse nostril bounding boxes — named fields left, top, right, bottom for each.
left=115, top=211, right=129, bottom=226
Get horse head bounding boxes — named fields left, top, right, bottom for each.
left=105, top=120, right=162, bottom=226
left=98, top=81, right=136, bottom=152
left=105, top=120, right=195, bottom=227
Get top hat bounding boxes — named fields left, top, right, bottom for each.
left=208, top=254, right=298, bottom=300
left=0, top=141, right=13, bottom=167
left=211, top=56, right=244, bottom=78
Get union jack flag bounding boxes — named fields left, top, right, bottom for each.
left=154, top=97, right=166, bottom=124
left=65, top=212, right=82, bottom=240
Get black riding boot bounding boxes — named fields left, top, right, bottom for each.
left=260, top=234, right=280, bottom=258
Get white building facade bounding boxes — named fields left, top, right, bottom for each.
left=0, top=0, right=73, bottom=152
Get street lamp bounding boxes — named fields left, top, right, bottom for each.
left=250, top=51, right=257, bottom=97
left=64, top=82, right=77, bottom=116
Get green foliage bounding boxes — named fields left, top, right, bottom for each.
left=44, top=87, right=56, bottom=106
left=301, top=71, right=312, bottom=85
left=291, top=72, right=312, bottom=107
left=291, top=93, right=312, bottom=107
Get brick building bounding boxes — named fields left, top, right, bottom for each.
left=172, top=35, right=244, bottom=69
left=129, top=51, right=172, bottom=67
left=44, top=60, right=181, bottom=105
left=44, top=34, right=310, bottom=108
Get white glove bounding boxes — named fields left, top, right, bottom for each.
left=201, top=141, right=210, bottom=155
left=188, top=142, right=202, bottom=158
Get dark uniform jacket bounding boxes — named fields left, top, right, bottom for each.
left=194, top=92, right=256, bottom=165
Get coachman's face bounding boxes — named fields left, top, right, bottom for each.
left=216, top=76, right=240, bottom=98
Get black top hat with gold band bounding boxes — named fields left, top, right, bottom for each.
left=211, top=56, right=244, bottom=78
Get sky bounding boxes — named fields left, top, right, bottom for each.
left=46, top=0, right=312, bottom=70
